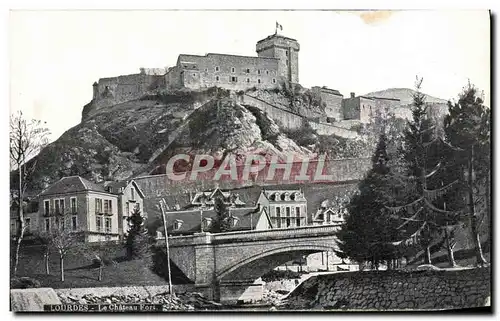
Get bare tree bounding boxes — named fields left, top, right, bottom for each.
left=44, top=215, right=81, bottom=282
left=34, top=232, right=52, bottom=275
left=10, top=111, right=50, bottom=275
left=78, top=241, right=117, bottom=281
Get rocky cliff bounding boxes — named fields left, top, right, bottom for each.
left=23, top=87, right=447, bottom=194
left=25, top=88, right=329, bottom=193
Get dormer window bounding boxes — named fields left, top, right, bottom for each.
left=230, top=216, right=239, bottom=227
left=203, top=217, right=212, bottom=229
left=280, top=193, right=286, bottom=201
left=173, top=220, right=183, bottom=230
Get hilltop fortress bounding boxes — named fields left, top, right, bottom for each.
left=89, top=32, right=410, bottom=136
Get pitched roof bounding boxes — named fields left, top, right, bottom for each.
left=39, top=176, right=107, bottom=196
left=103, top=180, right=146, bottom=198
left=156, top=206, right=269, bottom=236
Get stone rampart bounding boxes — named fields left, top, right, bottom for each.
left=285, top=267, right=491, bottom=310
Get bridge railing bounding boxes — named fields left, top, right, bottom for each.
left=212, top=224, right=341, bottom=242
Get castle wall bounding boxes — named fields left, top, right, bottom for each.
left=169, top=54, right=281, bottom=92
left=94, top=72, right=165, bottom=109
left=311, top=87, right=343, bottom=121
left=308, top=121, right=360, bottom=139
left=359, top=97, right=376, bottom=123
left=342, top=97, right=360, bottom=120
left=240, top=94, right=303, bottom=130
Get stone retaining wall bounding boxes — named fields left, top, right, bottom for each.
left=55, top=284, right=195, bottom=300
left=285, top=267, right=491, bottom=311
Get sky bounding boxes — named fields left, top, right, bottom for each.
left=9, top=10, right=490, bottom=142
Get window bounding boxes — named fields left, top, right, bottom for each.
left=60, top=199, right=65, bottom=214
left=276, top=218, right=281, bottom=228
left=126, top=203, right=130, bottom=215
left=173, top=220, right=183, bottom=230
left=286, top=207, right=291, bottom=217
left=230, top=76, right=238, bottom=83
left=203, top=218, right=212, bottom=229
left=272, top=78, right=276, bottom=84
left=231, top=67, right=235, bottom=73
left=105, top=218, right=112, bottom=233
left=72, top=216, right=78, bottom=231
left=296, top=217, right=301, bottom=227
left=45, top=218, right=50, bottom=231
left=44, top=200, right=50, bottom=216
left=257, top=79, right=261, bottom=84
left=245, top=68, right=250, bottom=73
left=296, top=207, right=301, bottom=217
left=104, top=200, right=109, bottom=214
left=286, top=51, right=288, bottom=56
left=246, top=78, right=250, bottom=83
left=258, top=70, right=261, bottom=75
left=276, top=207, right=281, bottom=218
left=215, top=76, right=220, bottom=82
left=55, top=199, right=60, bottom=214
left=25, top=218, right=31, bottom=232
left=286, top=59, right=288, bottom=65
left=96, top=216, right=103, bottom=232
left=11, top=221, right=16, bottom=233
left=95, top=198, right=103, bottom=213
left=266, top=70, right=269, bottom=75
left=70, top=197, right=77, bottom=213
left=131, top=188, right=135, bottom=200
left=215, top=66, right=220, bottom=72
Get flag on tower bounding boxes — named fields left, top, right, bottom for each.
left=276, top=21, right=283, bottom=32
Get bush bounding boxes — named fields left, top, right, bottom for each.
left=282, top=121, right=318, bottom=146
left=10, top=277, right=41, bottom=289
left=261, top=269, right=304, bottom=282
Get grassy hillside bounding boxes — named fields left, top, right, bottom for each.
left=12, top=243, right=190, bottom=288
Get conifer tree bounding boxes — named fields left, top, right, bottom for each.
left=335, top=133, right=402, bottom=269
left=444, top=83, right=490, bottom=266
left=386, top=77, right=461, bottom=266
left=125, top=206, right=149, bottom=260
left=210, top=196, right=232, bottom=233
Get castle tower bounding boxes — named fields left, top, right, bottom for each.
left=92, top=81, right=99, bottom=100
left=256, top=34, right=300, bottom=84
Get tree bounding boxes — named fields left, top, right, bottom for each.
left=79, top=241, right=117, bottom=281
left=210, top=196, right=232, bottom=233
left=444, top=83, right=490, bottom=266
left=335, top=133, right=402, bottom=269
left=35, top=232, right=52, bottom=275
left=10, top=111, right=50, bottom=275
left=43, top=214, right=80, bottom=282
left=387, top=77, right=461, bottom=266
left=125, top=205, right=149, bottom=260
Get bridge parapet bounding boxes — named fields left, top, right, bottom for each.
left=212, top=224, right=341, bottom=244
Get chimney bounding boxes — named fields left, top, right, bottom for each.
left=350, top=92, right=355, bottom=98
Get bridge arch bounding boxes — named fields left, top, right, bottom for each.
left=216, top=243, right=335, bottom=282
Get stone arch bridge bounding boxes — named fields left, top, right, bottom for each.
left=158, top=224, right=341, bottom=302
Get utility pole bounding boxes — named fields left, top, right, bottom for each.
left=160, top=199, right=173, bottom=295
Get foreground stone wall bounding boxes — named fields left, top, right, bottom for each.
left=285, top=267, right=491, bottom=311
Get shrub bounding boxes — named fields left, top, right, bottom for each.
left=282, top=121, right=318, bottom=147
left=10, top=277, right=41, bottom=289
left=261, top=269, right=304, bottom=282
